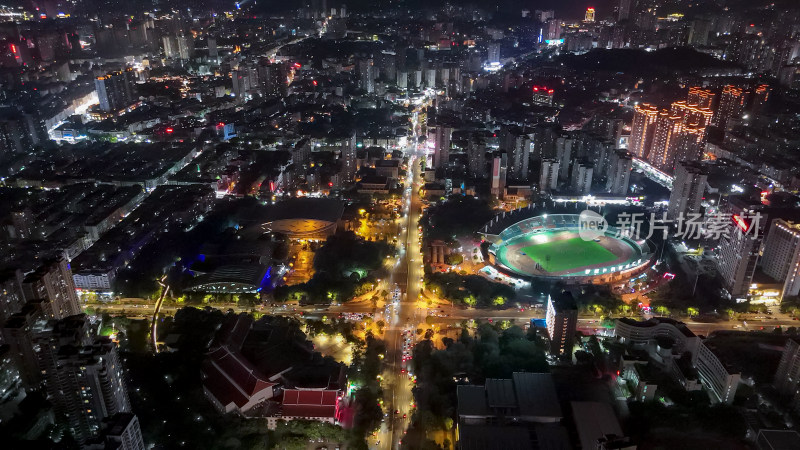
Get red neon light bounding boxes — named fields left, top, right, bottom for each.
left=732, top=214, right=749, bottom=233
left=217, top=122, right=225, bottom=127
left=269, top=181, right=275, bottom=191
left=312, top=80, right=317, bottom=86
left=10, top=44, right=17, bottom=54
left=165, top=127, right=174, bottom=133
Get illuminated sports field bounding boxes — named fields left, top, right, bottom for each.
left=484, top=214, right=652, bottom=282
left=519, top=234, right=618, bottom=273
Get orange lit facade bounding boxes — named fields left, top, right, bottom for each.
left=631, top=87, right=715, bottom=172
left=687, top=87, right=715, bottom=109
left=630, top=103, right=659, bottom=159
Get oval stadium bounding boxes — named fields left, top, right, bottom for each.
left=480, top=209, right=655, bottom=285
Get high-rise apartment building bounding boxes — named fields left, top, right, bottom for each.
left=546, top=292, right=578, bottom=359
left=539, top=159, right=559, bottom=193
left=545, top=19, right=562, bottom=41
left=629, top=103, right=659, bottom=159
left=1, top=302, right=46, bottom=387
left=207, top=37, right=218, bottom=59
left=487, top=43, right=500, bottom=64
left=162, top=34, right=193, bottom=59
left=0, top=269, right=25, bottom=328
left=433, top=126, right=452, bottom=169
left=671, top=100, right=714, bottom=128
left=750, top=84, right=771, bottom=116
left=532, top=86, right=555, bottom=106
left=715, top=85, right=745, bottom=129
left=535, top=9, right=555, bottom=22
left=232, top=64, right=259, bottom=98
left=555, top=135, right=573, bottom=180
left=490, top=153, right=507, bottom=198
left=647, top=110, right=683, bottom=170
left=22, top=258, right=81, bottom=320
left=774, top=338, right=800, bottom=412
left=501, top=128, right=531, bottom=180
left=340, top=133, right=358, bottom=182
left=630, top=88, right=714, bottom=170
left=645, top=98, right=713, bottom=171
left=570, top=161, right=593, bottom=194
left=37, top=315, right=131, bottom=445
left=0, top=107, right=47, bottom=155
left=615, top=0, right=632, bottom=21
left=585, top=7, right=596, bottom=22
left=396, top=70, right=408, bottom=89
left=606, top=150, right=632, bottom=195
left=101, top=413, right=146, bottom=450
left=667, top=161, right=707, bottom=220
left=95, top=68, right=136, bottom=113
left=686, top=87, right=715, bottom=109
left=761, top=219, right=800, bottom=300
left=687, top=18, right=712, bottom=46
left=358, top=58, right=375, bottom=94
left=257, top=62, right=289, bottom=97
left=466, top=138, right=486, bottom=178
left=716, top=200, right=763, bottom=299
left=672, top=124, right=706, bottom=165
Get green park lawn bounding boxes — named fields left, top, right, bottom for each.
left=520, top=237, right=618, bottom=272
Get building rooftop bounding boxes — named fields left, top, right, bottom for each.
left=617, top=317, right=697, bottom=338
left=757, top=429, right=800, bottom=450
left=571, top=401, right=624, bottom=450
left=486, top=378, right=517, bottom=408
left=280, top=389, right=339, bottom=419
left=457, top=385, right=490, bottom=417
left=512, top=372, right=563, bottom=419
left=457, top=425, right=533, bottom=450
left=457, top=373, right=562, bottom=422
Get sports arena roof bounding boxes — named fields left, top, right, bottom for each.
left=263, top=198, right=345, bottom=223
left=260, top=198, right=345, bottom=239
left=187, top=264, right=272, bottom=293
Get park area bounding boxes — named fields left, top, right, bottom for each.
left=520, top=235, right=618, bottom=273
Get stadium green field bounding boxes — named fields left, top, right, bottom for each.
left=520, top=237, right=618, bottom=272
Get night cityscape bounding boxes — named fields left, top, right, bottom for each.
left=1, top=0, right=800, bottom=449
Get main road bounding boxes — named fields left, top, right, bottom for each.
left=375, top=139, right=426, bottom=450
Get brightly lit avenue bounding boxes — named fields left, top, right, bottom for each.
left=481, top=204, right=654, bottom=285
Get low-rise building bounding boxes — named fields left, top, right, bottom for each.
left=695, top=340, right=741, bottom=404
left=274, top=388, right=341, bottom=427
left=615, top=317, right=700, bottom=357
left=571, top=401, right=634, bottom=450
left=201, top=314, right=277, bottom=414
left=457, top=372, right=562, bottom=425
left=615, top=317, right=740, bottom=404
